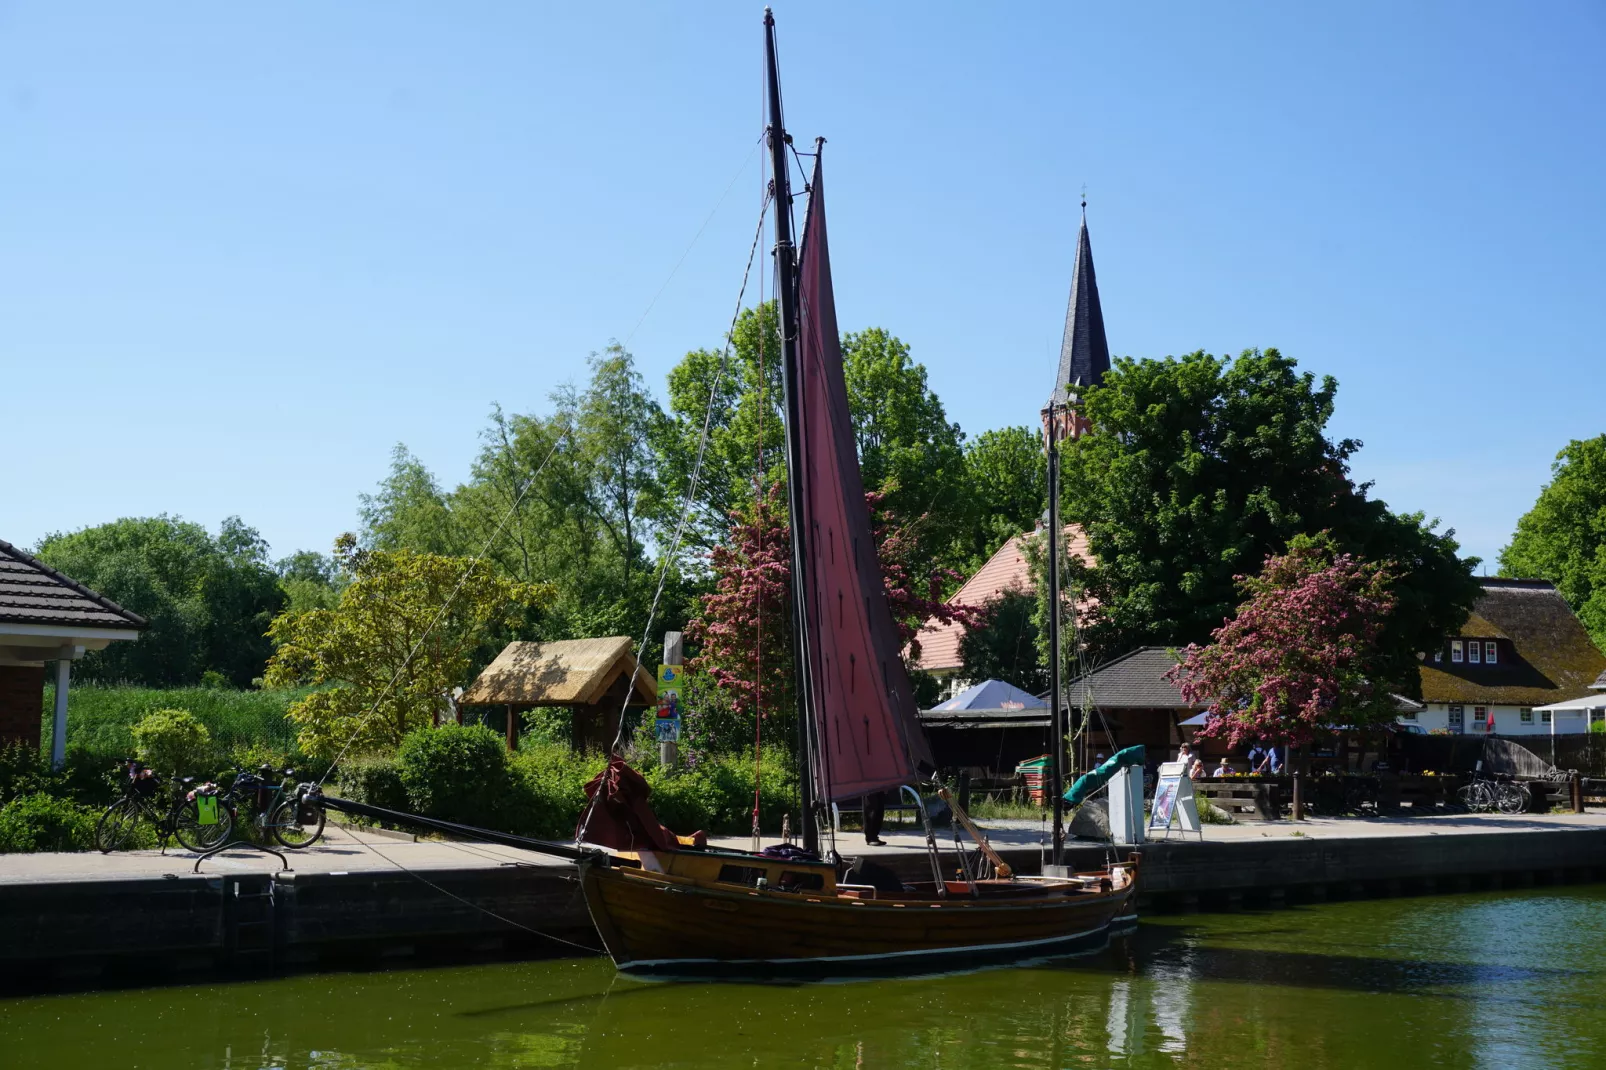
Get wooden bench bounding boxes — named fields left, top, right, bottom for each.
left=1192, top=779, right=1283, bottom=821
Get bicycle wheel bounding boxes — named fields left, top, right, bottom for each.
left=95, top=798, right=143, bottom=853
left=269, top=797, right=325, bottom=849
left=172, top=797, right=233, bottom=853
left=1496, top=782, right=1530, bottom=815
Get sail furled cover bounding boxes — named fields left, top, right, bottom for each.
left=1048, top=214, right=1110, bottom=406
left=794, top=154, right=936, bottom=802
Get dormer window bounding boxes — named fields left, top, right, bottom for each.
left=1469, top=641, right=1481, bottom=664
left=1451, top=640, right=1464, bottom=663
left=1485, top=641, right=1497, bottom=665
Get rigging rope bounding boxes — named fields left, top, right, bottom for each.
left=750, top=189, right=770, bottom=853
left=341, top=825, right=604, bottom=955
left=317, top=431, right=568, bottom=788
left=578, top=187, right=775, bottom=844
left=623, top=138, right=763, bottom=350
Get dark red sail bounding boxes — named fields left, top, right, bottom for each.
left=794, top=153, right=935, bottom=802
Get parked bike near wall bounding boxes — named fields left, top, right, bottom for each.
left=212, top=763, right=326, bottom=850
left=1457, top=771, right=1531, bottom=815
left=94, top=759, right=231, bottom=854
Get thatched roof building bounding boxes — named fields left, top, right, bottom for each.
left=461, top=636, right=656, bottom=751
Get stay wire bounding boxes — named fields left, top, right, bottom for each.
left=579, top=188, right=774, bottom=843
left=623, top=137, right=763, bottom=351
left=317, top=431, right=568, bottom=788
left=342, top=825, right=604, bottom=955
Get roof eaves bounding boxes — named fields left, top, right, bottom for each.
left=0, top=538, right=149, bottom=629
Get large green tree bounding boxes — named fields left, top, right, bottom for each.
left=358, top=346, right=690, bottom=645
left=1500, top=434, right=1606, bottom=651
left=955, top=426, right=1046, bottom=574
left=1059, top=349, right=1480, bottom=691
left=34, top=516, right=286, bottom=687
left=656, top=304, right=970, bottom=572
left=265, top=537, right=549, bottom=757
left=959, top=589, right=1046, bottom=695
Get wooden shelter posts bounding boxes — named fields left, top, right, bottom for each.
left=460, top=637, right=657, bottom=752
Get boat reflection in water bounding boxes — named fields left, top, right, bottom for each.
left=8, top=888, right=1606, bottom=1068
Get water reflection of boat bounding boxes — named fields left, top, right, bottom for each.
left=569, top=9, right=1139, bottom=979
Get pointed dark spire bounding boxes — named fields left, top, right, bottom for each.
left=1049, top=206, right=1110, bottom=406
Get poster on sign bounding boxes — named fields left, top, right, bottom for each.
left=655, top=664, right=684, bottom=742
left=1148, top=761, right=1202, bottom=839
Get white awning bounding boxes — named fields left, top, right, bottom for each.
left=1533, top=693, right=1606, bottom=713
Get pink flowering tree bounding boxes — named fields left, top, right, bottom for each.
left=684, top=484, right=978, bottom=757
left=1165, top=533, right=1399, bottom=750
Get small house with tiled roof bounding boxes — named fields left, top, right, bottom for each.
left=1404, top=578, right=1606, bottom=736
left=910, top=525, right=1091, bottom=700
left=0, top=538, right=147, bottom=764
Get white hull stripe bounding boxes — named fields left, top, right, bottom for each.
left=622, top=918, right=1121, bottom=970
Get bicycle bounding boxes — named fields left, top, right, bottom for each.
left=95, top=759, right=230, bottom=853
left=215, top=763, right=326, bottom=850
left=1457, top=773, right=1530, bottom=815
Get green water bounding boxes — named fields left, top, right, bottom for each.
left=6, top=887, right=1606, bottom=1069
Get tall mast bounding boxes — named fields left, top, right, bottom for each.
left=1044, top=406, right=1066, bottom=866
left=765, top=8, right=818, bottom=853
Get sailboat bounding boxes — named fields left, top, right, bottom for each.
left=568, top=9, right=1141, bottom=978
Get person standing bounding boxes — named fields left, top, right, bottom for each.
left=862, top=790, right=886, bottom=846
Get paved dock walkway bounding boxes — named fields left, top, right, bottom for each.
left=6, top=810, right=1606, bottom=885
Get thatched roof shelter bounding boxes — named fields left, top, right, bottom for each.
left=461, top=636, right=656, bottom=751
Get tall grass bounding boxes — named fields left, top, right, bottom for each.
left=39, top=683, right=308, bottom=762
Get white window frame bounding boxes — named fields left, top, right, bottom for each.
left=1592, top=710, right=1605, bottom=728
left=1402, top=706, right=1418, bottom=721
left=1433, top=651, right=1443, bottom=663
left=1520, top=707, right=1533, bottom=724
left=1542, top=710, right=1552, bottom=724
left=1475, top=706, right=1489, bottom=731
left=1485, top=641, right=1498, bottom=665
left=1451, top=641, right=1464, bottom=663
left=1469, top=642, right=1482, bottom=664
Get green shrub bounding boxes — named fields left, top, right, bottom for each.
left=397, top=723, right=509, bottom=825
left=336, top=757, right=410, bottom=814
left=505, top=743, right=599, bottom=838
left=130, top=708, right=213, bottom=776
left=0, top=792, right=98, bottom=852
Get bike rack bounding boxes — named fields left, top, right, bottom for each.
left=192, top=838, right=291, bottom=874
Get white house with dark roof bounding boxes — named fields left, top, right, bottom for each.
left=1405, top=578, right=1606, bottom=736
left=0, top=539, right=146, bottom=766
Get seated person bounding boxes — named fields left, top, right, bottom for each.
left=1187, top=756, right=1205, bottom=779
left=1212, top=758, right=1234, bottom=777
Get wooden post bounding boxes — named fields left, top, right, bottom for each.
left=506, top=704, right=518, bottom=752
left=660, top=631, right=683, bottom=770
left=1292, top=745, right=1306, bottom=821
left=1572, top=771, right=1585, bottom=814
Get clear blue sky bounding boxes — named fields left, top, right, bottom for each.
left=4, top=3, right=1602, bottom=571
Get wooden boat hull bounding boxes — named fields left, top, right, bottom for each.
left=579, top=854, right=1139, bottom=978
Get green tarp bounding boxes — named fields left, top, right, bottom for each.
left=1063, top=744, right=1147, bottom=807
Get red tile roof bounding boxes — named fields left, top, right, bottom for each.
left=912, top=526, right=1093, bottom=672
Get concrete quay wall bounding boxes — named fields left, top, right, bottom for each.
left=5, top=824, right=1604, bottom=992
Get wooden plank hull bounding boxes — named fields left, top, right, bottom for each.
left=579, top=855, right=1139, bottom=979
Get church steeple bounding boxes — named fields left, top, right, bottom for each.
left=1048, top=203, right=1110, bottom=407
